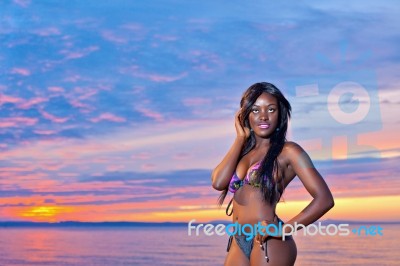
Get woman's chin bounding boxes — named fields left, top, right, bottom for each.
left=254, top=132, right=274, bottom=138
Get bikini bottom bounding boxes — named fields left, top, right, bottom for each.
left=226, top=224, right=293, bottom=262
left=231, top=235, right=254, bottom=258
left=227, top=234, right=270, bottom=262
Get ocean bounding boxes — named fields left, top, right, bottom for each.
left=0, top=224, right=398, bottom=265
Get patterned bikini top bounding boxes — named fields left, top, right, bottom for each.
left=228, top=161, right=263, bottom=193
left=226, top=161, right=283, bottom=216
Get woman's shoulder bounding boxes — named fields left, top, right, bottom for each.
left=281, top=141, right=307, bottom=159
left=283, top=141, right=303, bottom=151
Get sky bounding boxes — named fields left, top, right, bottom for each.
left=0, top=0, right=399, bottom=223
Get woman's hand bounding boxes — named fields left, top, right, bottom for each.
left=255, top=220, right=270, bottom=246
left=255, top=218, right=282, bottom=246
left=235, top=109, right=251, bottom=140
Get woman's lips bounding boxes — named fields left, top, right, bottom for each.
left=258, top=124, right=270, bottom=129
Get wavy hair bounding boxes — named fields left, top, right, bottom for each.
left=218, top=82, right=292, bottom=205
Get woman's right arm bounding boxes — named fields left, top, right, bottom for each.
left=211, top=110, right=250, bottom=191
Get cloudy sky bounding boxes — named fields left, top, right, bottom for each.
left=0, top=0, right=399, bottom=222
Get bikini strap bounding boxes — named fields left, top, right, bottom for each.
left=225, top=198, right=233, bottom=216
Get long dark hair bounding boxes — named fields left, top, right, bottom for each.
left=218, top=82, right=292, bottom=205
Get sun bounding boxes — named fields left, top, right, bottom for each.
left=20, top=206, right=71, bottom=222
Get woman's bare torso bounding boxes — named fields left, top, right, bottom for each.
left=233, top=184, right=277, bottom=225
left=231, top=144, right=296, bottom=227
left=224, top=146, right=298, bottom=265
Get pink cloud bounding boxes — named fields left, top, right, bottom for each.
left=119, top=65, right=139, bottom=76
left=106, top=165, right=125, bottom=171
left=147, top=72, right=187, bottom=82
left=48, top=86, right=65, bottom=92
left=33, top=130, right=57, bottom=135
left=60, top=46, right=99, bottom=60
left=154, top=34, right=178, bottom=41
left=91, top=156, right=117, bottom=163
left=141, top=163, right=156, bottom=171
left=73, top=87, right=98, bottom=100
left=97, top=84, right=112, bottom=91
left=69, top=99, right=93, bottom=112
left=17, top=97, right=48, bottom=109
left=120, top=23, right=143, bottom=31
left=130, top=68, right=187, bottom=83
left=0, top=166, right=36, bottom=172
left=64, top=75, right=83, bottom=82
left=39, top=162, right=64, bottom=171
left=57, top=172, right=78, bottom=177
left=135, top=107, right=163, bottom=122
left=65, top=52, right=85, bottom=59
left=187, top=50, right=222, bottom=72
left=132, top=152, right=151, bottom=160
left=13, top=0, right=30, bottom=8
left=101, top=31, right=127, bottom=44
left=193, top=64, right=213, bottom=72
left=90, top=113, right=126, bottom=123
left=120, top=23, right=147, bottom=41
left=0, top=117, right=37, bottom=128
left=39, top=110, right=69, bottom=123
left=31, top=27, right=61, bottom=36
left=10, top=68, right=31, bottom=76
left=132, top=86, right=145, bottom=94
left=0, top=94, right=24, bottom=105
left=182, top=97, right=212, bottom=106
left=173, top=152, right=191, bottom=160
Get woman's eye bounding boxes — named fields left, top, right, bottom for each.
left=268, top=108, right=275, bottom=113
left=252, top=109, right=259, bottom=113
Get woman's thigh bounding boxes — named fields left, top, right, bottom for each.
left=250, top=237, right=297, bottom=266
left=224, top=236, right=250, bottom=266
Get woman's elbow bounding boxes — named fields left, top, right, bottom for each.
left=211, top=173, right=226, bottom=191
left=211, top=179, right=226, bottom=191
left=315, top=194, right=334, bottom=213
left=324, top=195, right=335, bottom=211
left=329, top=197, right=335, bottom=209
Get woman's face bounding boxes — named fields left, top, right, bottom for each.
left=248, top=92, right=279, bottom=138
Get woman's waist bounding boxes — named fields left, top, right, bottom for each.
left=231, top=200, right=281, bottom=231
left=232, top=198, right=276, bottom=217
left=233, top=184, right=279, bottom=206
left=229, top=216, right=285, bottom=236
left=232, top=212, right=279, bottom=225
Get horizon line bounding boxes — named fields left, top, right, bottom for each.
left=1, top=219, right=399, bottom=225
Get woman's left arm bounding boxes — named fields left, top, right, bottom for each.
left=282, top=141, right=334, bottom=233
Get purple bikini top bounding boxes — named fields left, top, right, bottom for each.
left=228, top=161, right=262, bottom=193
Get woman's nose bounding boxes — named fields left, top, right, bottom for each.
left=259, top=111, right=269, bottom=121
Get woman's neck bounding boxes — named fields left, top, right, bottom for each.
left=254, top=136, right=271, bottom=150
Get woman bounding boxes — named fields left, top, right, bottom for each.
left=211, top=82, right=334, bottom=266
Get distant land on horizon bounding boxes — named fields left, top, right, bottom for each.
left=0, top=219, right=399, bottom=227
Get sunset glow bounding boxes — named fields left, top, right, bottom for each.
left=1, top=0, right=399, bottom=224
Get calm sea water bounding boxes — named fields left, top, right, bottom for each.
left=0, top=224, right=398, bottom=266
